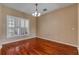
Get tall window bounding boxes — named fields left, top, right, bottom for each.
left=7, top=15, right=29, bottom=38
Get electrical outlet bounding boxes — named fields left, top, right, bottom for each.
left=72, top=28, right=75, bottom=30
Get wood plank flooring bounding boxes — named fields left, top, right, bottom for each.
left=0, top=49, right=1, bottom=55
left=1, top=37, right=78, bottom=55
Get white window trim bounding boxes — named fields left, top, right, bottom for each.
left=6, top=15, right=30, bottom=39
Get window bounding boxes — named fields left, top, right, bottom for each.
left=7, top=15, right=29, bottom=38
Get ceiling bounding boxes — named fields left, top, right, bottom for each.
left=2, top=3, right=74, bottom=16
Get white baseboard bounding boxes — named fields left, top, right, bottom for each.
left=37, top=36, right=78, bottom=47
left=37, top=36, right=79, bottom=54
left=0, top=36, right=36, bottom=49
left=3, top=36, right=36, bottom=44
left=0, top=36, right=79, bottom=54
left=78, top=48, right=79, bottom=54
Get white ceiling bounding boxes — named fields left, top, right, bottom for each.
left=2, top=3, right=74, bottom=16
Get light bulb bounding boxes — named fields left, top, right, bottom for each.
left=32, top=13, right=35, bottom=16
left=38, top=13, right=41, bottom=16
left=32, top=12, right=41, bottom=17
left=35, top=11, right=37, bottom=15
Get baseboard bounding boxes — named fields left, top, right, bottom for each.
left=37, top=36, right=78, bottom=47
left=78, top=48, right=79, bottom=54
left=0, top=36, right=78, bottom=54
left=37, top=36, right=79, bottom=54
left=0, top=36, right=36, bottom=49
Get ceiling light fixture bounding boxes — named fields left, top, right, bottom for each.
left=32, top=3, right=41, bottom=17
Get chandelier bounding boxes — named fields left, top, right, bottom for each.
left=32, top=3, right=41, bottom=17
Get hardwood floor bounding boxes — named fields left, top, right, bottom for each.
left=1, top=37, right=78, bottom=55
left=0, top=49, right=1, bottom=55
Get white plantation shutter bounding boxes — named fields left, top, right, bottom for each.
left=7, top=15, right=29, bottom=38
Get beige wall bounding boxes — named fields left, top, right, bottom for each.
left=0, top=5, right=36, bottom=46
left=37, top=4, right=78, bottom=46
left=0, top=5, right=3, bottom=38
left=0, top=4, right=78, bottom=48
left=78, top=4, right=79, bottom=48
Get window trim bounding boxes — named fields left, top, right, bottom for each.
left=6, top=15, right=30, bottom=38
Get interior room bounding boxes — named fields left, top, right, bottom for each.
left=0, top=3, right=78, bottom=55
